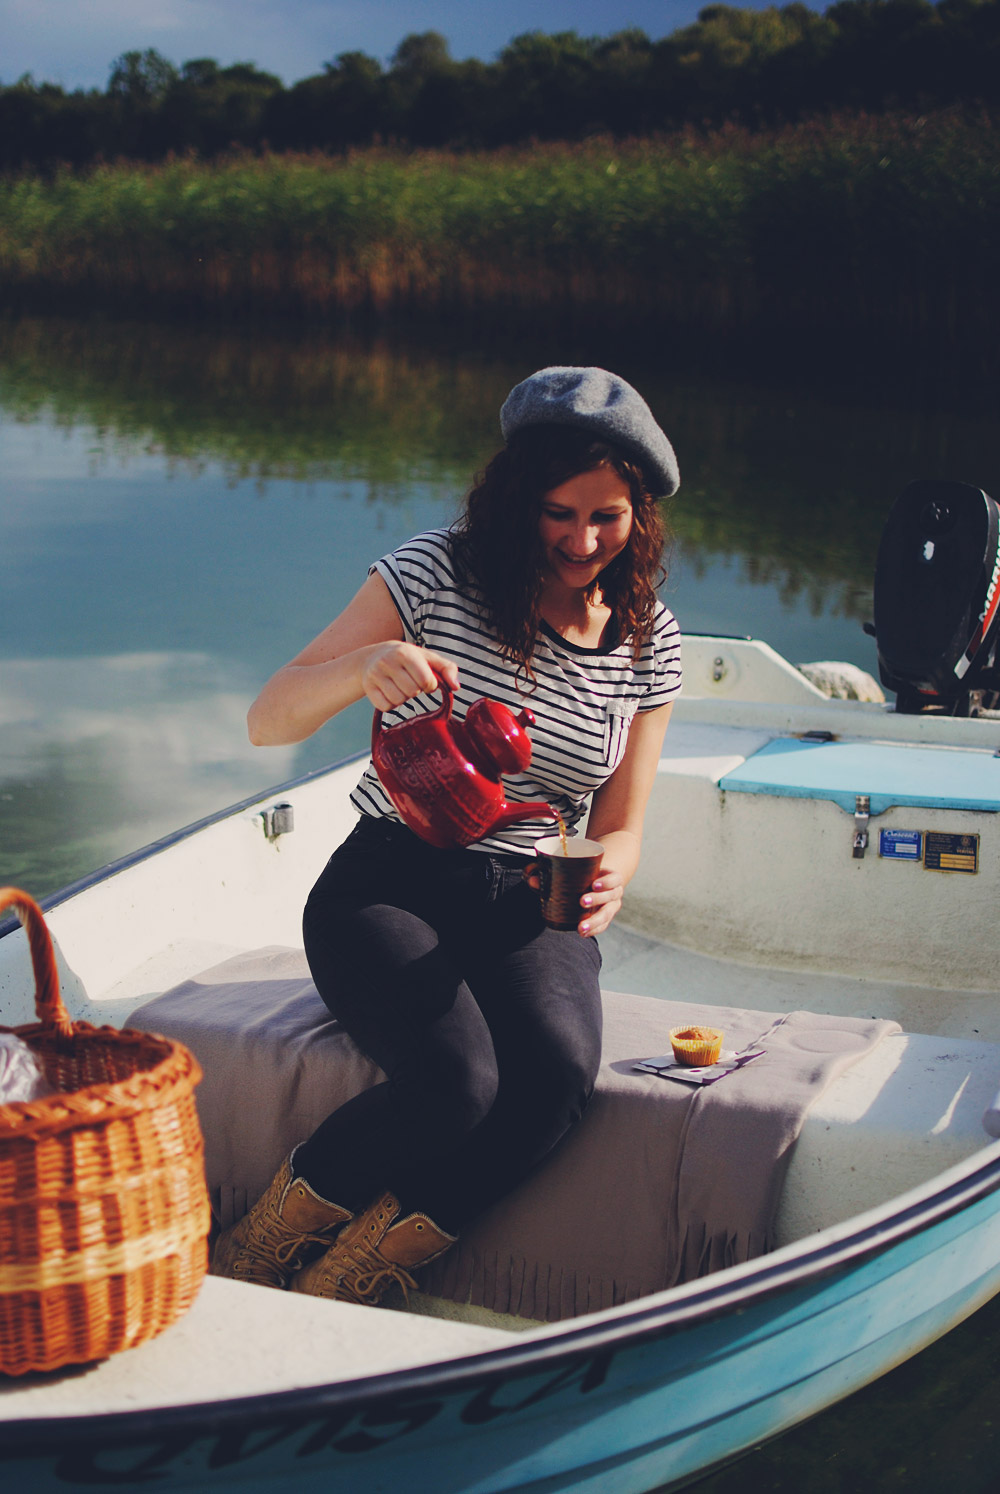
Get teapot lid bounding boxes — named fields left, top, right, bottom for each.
left=465, top=698, right=535, bottom=775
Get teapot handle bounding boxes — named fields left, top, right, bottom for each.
left=371, top=669, right=453, bottom=749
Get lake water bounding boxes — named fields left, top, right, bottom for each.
left=2, top=313, right=1000, bottom=1488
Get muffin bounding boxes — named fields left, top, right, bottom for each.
left=669, top=1025, right=724, bottom=1067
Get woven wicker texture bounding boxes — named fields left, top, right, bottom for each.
left=0, top=887, right=210, bottom=1375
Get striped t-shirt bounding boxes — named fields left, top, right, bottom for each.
left=351, top=528, right=683, bottom=855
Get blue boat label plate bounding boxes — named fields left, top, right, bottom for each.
left=879, top=829, right=922, bottom=862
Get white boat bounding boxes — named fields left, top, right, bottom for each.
left=2, top=481, right=1000, bottom=1493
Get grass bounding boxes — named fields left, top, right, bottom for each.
left=0, top=109, right=997, bottom=354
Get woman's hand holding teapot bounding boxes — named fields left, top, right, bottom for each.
left=361, top=643, right=460, bottom=713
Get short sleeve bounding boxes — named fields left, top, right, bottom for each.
left=369, top=529, right=457, bottom=646
left=638, top=604, right=683, bottom=710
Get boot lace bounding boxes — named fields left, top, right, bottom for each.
left=347, top=1260, right=419, bottom=1306
left=236, top=1199, right=337, bottom=1275
left=273, top=1230, right=338, bottom=1268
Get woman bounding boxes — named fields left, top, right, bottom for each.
left=213, top=366, right=682, bottom=1306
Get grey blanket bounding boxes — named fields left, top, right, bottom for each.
left=128, top=946, right=899, bottom=1321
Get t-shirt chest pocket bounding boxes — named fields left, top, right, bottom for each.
left=603, top=698, right=639, bottom=770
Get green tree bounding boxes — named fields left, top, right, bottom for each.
left=820, top=0, right=939, bottom=109
left=0, top=74, right=112, bottom=169
left=660, top=5, right=835, bottom=116
left=496, top=31, right=598, bottom=139
left=322, top=50, right=386, bottom=142
left=264, top=51, right=385, bottom=150
left=932, top=0, right=1000, bottom=106
left=390, top=30, right=452, bottom=77
left=388, top=31, right=497, bottom=148
left=180, top=58, right=221, bottom=88
left=106, top=48, right=180, bottom=158
left=107, top=48, right=179, bottom=105
left=161, top=59, right=281, bottom=153
left=386, top=30, right=471, bottom=143
left=591, top=29, right=656, bottom=133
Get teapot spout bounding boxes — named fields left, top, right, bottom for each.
left=490, top=801, right=559, bottom=834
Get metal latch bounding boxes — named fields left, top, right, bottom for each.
left=261, top=802, right=294, bottom=840
left=852, top=795, right=870, bottom=859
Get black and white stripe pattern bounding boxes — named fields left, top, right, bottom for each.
left=351, top=528, right=682, bottom=854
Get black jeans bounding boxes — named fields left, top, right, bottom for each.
left=295, top=816, right=603, bottom=1234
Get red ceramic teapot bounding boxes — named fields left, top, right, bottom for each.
left=370, top=674, right=557, bottom=849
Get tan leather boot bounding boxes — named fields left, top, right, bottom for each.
left=290, top=1190, right=455, bottom=1306
left=212, top=1156, right=352, bottom=1289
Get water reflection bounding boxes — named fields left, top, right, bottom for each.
left=1, top=315, right=504, bottom=489
left=0, top=652, right=298, bottom=893
left=3, top=312, right=1000, bottom=898
left=7, top=315, right=1000, bottom=624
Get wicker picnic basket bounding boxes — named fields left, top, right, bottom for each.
left=0, top=887, right=210, bottom=1376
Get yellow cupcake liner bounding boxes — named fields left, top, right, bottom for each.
left=669, top=1025, right=724, bottom=1067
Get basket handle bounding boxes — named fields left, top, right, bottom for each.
left=0, top=888, right=73, bottom=1038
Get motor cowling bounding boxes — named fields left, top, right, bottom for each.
left=872, top=479, right=1000, bottom=714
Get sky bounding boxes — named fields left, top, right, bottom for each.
left=2, top=0, right=801, bottom=92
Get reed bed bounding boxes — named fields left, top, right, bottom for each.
left=1, top=111, right=996, bottom=352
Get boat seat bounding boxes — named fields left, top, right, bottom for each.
left=126, top=948, right=998, bottom=1321
left=720, top=737, right=1000, bottom=814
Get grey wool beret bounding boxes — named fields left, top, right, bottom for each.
left=499, top=366, right=680, bottom=498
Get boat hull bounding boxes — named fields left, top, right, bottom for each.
left=3, top=1145, right=999, bottom=1493
left=2, top=711, right=999, bottom=1493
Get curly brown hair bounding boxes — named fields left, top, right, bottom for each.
left=450, top=425, right=669, bottom=672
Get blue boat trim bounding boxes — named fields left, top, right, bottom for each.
left=720, top=738, right=1000, bottom=815
left=2, top=1140, right=998, bottom=1454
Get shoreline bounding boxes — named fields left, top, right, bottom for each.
left=1, top=114, right=996, bottom=376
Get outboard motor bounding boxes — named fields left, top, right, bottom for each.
left=871, top=479, right=1000, bottom=715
